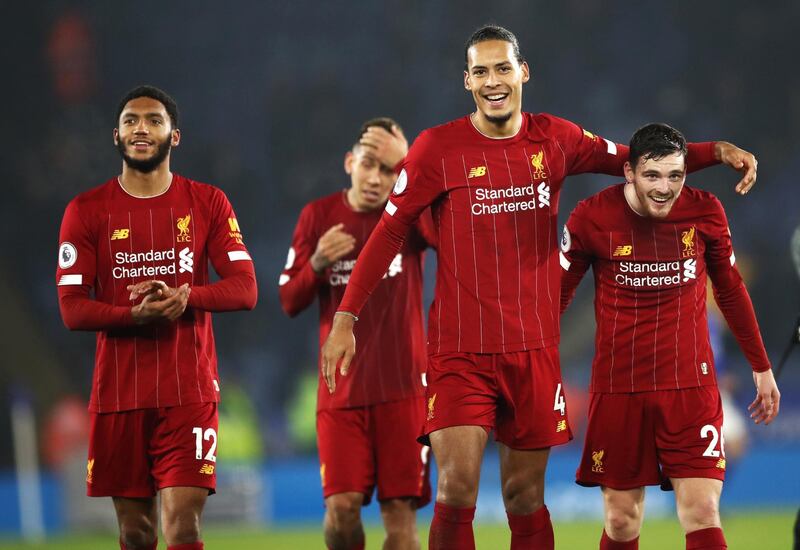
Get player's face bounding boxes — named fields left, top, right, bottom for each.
left=114, top=97, right=180, bottom=173
left=344, top=146, right=396, bottom=212
left=625, top=153, right=687, bottom=218
left=464, top=40, right=530, bottom=125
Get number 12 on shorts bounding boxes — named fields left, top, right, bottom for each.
left=553, top=383, right=566, bottom=416
left=193, top=427, right=218, bottom=462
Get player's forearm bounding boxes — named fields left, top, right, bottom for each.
left=188, top=270, right=257, bottom=312
left=713, top=281, right=771, bottom=372
left=279, top=262, right=324, bottom=317
left=337, top=216, right=408, bottom=316
left=686, top=142, right=719, bottom=173
left=59, top=290, right=135, bottom=331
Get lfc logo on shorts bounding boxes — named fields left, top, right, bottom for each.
left=86, top=458, right=94, bottom=484
left=427, top=393, right=437, bottom=421
left=591, top=450, right=605, bottom=473
left=177, top=214, right=192, bottom=243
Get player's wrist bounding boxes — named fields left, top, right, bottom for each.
left=334, top=310, right=358, bottom=323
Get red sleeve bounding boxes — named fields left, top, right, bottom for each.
left=545, top=115, right=717, bottom=176
left=56, top=199, right=136, bottom=330
left=559, top=207, right=593, bottom=313
left=278, top=203, right=326, bottom=317
left=410, top=208, right=438, bottom=251
left=338, top=130, right=444, bottom=316
left=187, top=189, right=257, bottom=312
left=705, top=198, right=771, bottom=372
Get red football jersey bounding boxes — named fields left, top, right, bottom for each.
left=56, top=175, right=256, bottom=412
left=560, top=183, right=770, bottom=393
left=338, top=113, right=717, bottom=354
left=279, top=190, right=435, bottom=410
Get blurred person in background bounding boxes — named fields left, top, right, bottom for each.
left=279, top=118, right=436, bottom=550
left=560, top=123, right=780, bottom=550
left=322, top=25, right=758, bottom=550
left=56, top=85, right=257, bottom=550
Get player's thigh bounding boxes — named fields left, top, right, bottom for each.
left=160, top=486, right=208, bottom=525
left=498, top=444, right=549, bottom=509
left=372, top=396, right=432, bottom=507
left=655, top=387, right=726, bottom=483
left=317, top=407, right=375, bottom=503
left=89, top=409, right=158, bottom=498
left=421, top=352, right=498, bottom=444
left=495, top=346, right=571, bottom=449
left=150, top=402, right=218, bottom=494
left=429, top=424, right=488, bottom=505
left=576, top=393, right=663, bottom=490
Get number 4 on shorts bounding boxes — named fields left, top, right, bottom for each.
left=553, top=383, right=566, bottom=416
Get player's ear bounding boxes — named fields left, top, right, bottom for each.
left=464, top=70, right=471, bottom=91
left=113, top=128, right=119, bottom=145
left=171, top=128, right=181, bottom=147
left=521, top=61, right=531, bottom=83
left=344, top=151, right=355, bottom=174
left=623, top=161, right=634, bottom=183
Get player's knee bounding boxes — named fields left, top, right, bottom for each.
left=437, top=469, right=480, bottom=507
left=327, top=495, right=363, bottom=532
left=381, top=499, right=417, bottom=539
left=501, top=473, right=544, bottom=514
left=119, top=519, right=157, bottom=549
left=682, top=496, right=720, bottom=531
left=161, top=512, right=201, bottom=545
left=605, top=506, right=641, bottom=539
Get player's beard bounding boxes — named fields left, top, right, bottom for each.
left=116, top=138, right=171, bottom=173
left=484, top=111, right=513, bottom=125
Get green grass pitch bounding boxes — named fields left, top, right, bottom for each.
left=0, top=511, right=793, bottom=549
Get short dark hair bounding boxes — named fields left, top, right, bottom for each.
left=629, top=123, right=687, bottom=169
left=353, top=117, right=402, bottom=150
left=464, top=25, right=525, bottom=69
left=116, top=85, right=179, bottom=128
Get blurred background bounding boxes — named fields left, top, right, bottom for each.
left=1, top=0, right=799, bottom=546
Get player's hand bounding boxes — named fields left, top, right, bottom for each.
left=320, top=313, right=356, bottom=394
left=310, top=223, right=356, bottom=273
left=714, top=141, right=757, bottom=195
left=359, top=125, right=408, bottom=170
left=131, top=283, right=191, bottom=324
left=127, top=280, right=169, bottom=301
left=749, top=369, right=780, bottom=425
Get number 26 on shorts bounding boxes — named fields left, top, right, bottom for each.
left=193, top=427, right=218, bottom=462
left=700, top=424, right=725, bottom=458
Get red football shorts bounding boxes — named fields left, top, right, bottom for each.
left=317, top=395, right=431, bottom=507
left=87, top=402, right=218, bottom=497
left=421, top=347, right=572, bottom=450
left=576, top=386, right=726, bottom=490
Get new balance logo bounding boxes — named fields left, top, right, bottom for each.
left=556, top=420, right=567, bottom=432
left=199, top=464, right=215, bottom=475
left=613, top=245, right=633, bottom=256
left=111, top=229, right=129, bottom=240
left=179, top=247, right=194, bottom=273
left=468, top=166, right=486, bottom=178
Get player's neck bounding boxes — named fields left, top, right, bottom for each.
left=470, top=110, right=523, bottom=139
left=623, top=183, right=647, bottom=217
left=119, top=163, right=173, bottom=198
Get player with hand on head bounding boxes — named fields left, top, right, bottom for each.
left=279, top=118, right=435, bottom=550
left=560, top=123, right=779, bottom=550
left=56, top=85, right=257, bottom=550
left=321, top=24, right=760, bottom=550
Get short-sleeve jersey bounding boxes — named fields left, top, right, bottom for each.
left=56, top=175, right=252, bottom=412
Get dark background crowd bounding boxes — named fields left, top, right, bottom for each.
left=2, top=0, right=799, bottom=469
